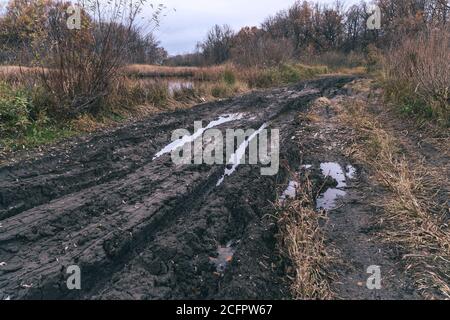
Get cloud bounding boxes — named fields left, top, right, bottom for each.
left=150, top=0, right=358, bottom=55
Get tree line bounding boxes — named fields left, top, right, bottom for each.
left=166, top=0, right=449, bottom=67
left=0, top=0, right=168, bottom=65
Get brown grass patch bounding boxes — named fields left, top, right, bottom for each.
left=123, top=64, right=227, bottom=81
left=276, top=175, right=334, bottom=300
left=340, top=96, right=450, bottom=299
left=0, top=65, right=46, bottom=84
left=383, top=28, right=450, bottom=125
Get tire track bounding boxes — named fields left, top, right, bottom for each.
left=0, top=75, right=356, bottom=300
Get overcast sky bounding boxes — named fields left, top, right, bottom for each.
left=152, top=0, right=360, bottom=55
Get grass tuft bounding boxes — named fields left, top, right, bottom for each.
left=276, top=174, right=334, bottom=300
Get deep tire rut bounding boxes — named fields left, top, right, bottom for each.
left=0, top=76, right=356, bottom=300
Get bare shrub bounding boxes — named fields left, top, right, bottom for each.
left=231, top=27, right=294, bottom=67
left=37, top=1, right=162, bottom=117
left=198, top=24, right=235, bottom=65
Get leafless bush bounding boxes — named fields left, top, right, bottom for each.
left=231, top=27, right=294, bottom=67
left=34, top=0, right=166, bottom=117
left=198, top=24, right=235, bottom=65
left=0, top=0, right=165, bottom=117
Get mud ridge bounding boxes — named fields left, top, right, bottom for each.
left=0, top=75, right=356, bottom=300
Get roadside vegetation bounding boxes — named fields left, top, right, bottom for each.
left=0, top=0, right=169, bottom=153
left=383, top=29, right=450, bottom=126
left=277, top=175, right=334, bottom=300
left=339, top=81, right=450, bottom=299
left=0, top=80, right=75, bottom=151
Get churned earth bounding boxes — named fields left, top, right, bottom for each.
left=1, top=75, right=446, bottom=300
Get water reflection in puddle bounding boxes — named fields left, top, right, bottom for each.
left=153, top=113, right=245, bottom=160
left=316, top=162, right=356, bottom=211
left=168, top=81, right=194, bottom=96
left=346, top=165, right=356, bottom=179
left=216, top=123, right=268, bottom=186
left=280, top=180, right=299, bottom=204
left=316, top=188, right=347, bottom=211
left=279, top=165, right=312, bottom=204
left=209, top=241, right=237, bottom=273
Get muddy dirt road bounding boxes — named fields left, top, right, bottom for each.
left=0, top=76, right=357, bottom=300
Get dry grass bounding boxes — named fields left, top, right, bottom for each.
left=237, top=63, right=330, bottom=89
left=340, top=96, right=450, bottom=299
left=301, top=51, right=366, bottom=71
left=0, top=66, right=37, bottom=75
left=123, top=62, right=341, bottom=89
left=123, top=64, right=227, bottom=81
left=2, top=63, right=229, bottom=83
left=0, top=66, right=45, bottom=84
left=276, top=175, right=334, bottom=300
left=325, top=66, right=367, bottom=76
left=383, top=27, right=450, bottom=125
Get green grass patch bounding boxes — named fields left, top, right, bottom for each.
left=222, top=69, right=237, bottom=86
left=0, top=81, right=78, bottom=153
left=382, top=79, right=448, bottom=126
left=1, top=122, right=76, bottom=152
left=248, top=63, right=328, bottom=88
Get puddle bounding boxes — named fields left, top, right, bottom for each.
left=316, top=188, right=347, bottom=210
left=321, top=162, right=347, bottom=188
left=280, top=180, right=299, bottom=204
left=153, top=113, right=245, bottom=160
left=345, top=165, right=356, bottom=179
left=216, top=123, right=268, bottom=186
left=209, top=241, right=236, bottom=273
left=168, top=81, right=194, bottom=96
left=316, top=162, right=356, bottom=211
left=279, top=164, right=313, bottom=204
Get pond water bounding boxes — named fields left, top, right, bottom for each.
left=167, top=80, right=194, bottom=96
left=136, top=78, right=197, bottom=97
